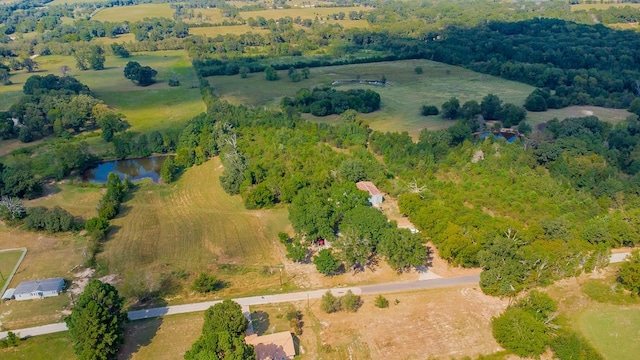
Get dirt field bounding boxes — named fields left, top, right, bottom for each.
left=251, top=286, right=507, bottom=359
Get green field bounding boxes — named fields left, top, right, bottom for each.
left=92, top=3, right=175, bottom=22
left=1, top=51, right=205, bottom=132
left=189, top=25, right=270, bottom=37
left=100, top=157, right=292, bottom=301
left=0, top=249, right=24, bottom=293
left=526, top=105, right=630, bottom=129
left=0, top=333, right=75, bottom=360
left=209, top=59, right=536, bottom=137
left=577, top=304, right=640, bottom=360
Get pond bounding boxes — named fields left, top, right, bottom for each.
left=83, top=156, right=170, bottom=183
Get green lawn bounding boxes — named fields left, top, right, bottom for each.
left=92, top=3, right=175, bottom=22
left=577, top=303, right=640, bottom=360
left=0, top=333, right=75, bottom=360
left=1, top=51, right=205, bottom=132
left=0, top=249, right=24, bottom=293
left=209, top=59, right=536, bottom=138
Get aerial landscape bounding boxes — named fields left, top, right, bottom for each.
left=1, top=0, right=640, bottom=359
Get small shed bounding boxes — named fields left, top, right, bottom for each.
left=13, top=277, right=65, bottom=301
left=246, top=331, right=296, bottom=360
left=356, top=181, right=384, bottom=205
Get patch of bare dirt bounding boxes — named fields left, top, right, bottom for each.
left=68, top=268, right=95, bottom=297
left=309, top=286, right=507, bottom=359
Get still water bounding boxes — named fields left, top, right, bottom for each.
left=83, top=156, right=169, bottom=183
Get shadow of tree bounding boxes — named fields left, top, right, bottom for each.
left=117, top=316, right=163, bottom=360
left=251, top=310, right=270, bottom=336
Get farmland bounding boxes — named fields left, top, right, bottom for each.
left=99, top=157, right=293, bottom=301
left=209, top=59, right=535, bottom=137
left=0, top=51, right=205, bottom=133
left=92, top=4, right=175, bottom=22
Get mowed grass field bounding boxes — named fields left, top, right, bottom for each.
left=101, top=157, right=292, bottom=300
left=92, top=3, right=175, bottom=22
left=527, top=105, right=630, bottom=129
left=547, top=265, right=640, bottom=360
left=0, top=249, right=24, bottom=292
left=0, top=333, right=75, bottom=360
left=210, top=59, right=536, bottom=137
left=1, top=51, right=205, bottom=132
left=577, top=304, right=640, bottom=360
left=189, top=25, right=270, bottom=37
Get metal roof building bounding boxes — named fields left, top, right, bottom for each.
left=13, top=277, right=65, bottom=301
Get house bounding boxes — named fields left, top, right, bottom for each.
left=246, top=331, right=296, bottom=360
left=13, top=277, right=65, bottom=301
left=356, top=181, right=384, bottom=205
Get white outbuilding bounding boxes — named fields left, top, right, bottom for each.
left=13, top=278, right=65, bottom=301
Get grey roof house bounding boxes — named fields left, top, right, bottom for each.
left=12, top=277, right=65, bottom=301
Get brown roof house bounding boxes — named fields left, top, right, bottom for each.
left=356, top=181, right=384, bottom=205
left=245, top=331, right=296, bottom=360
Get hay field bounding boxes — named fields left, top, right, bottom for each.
left=1, top=51, right=205, bottom=133
left=182, top=8, right=226, bottom=24
left=92, top=3, right=175, bottom=22
left=210, top=59, right=535, bottom=138
left=101, top=157, right=292, bottom=300
left=189, top=25, right=270, bottom=37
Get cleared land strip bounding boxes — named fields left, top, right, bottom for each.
left=0, top=252, right=630, bottom=340
left=0, top=274, right=479, bottom=339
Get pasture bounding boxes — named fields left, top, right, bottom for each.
left=1, top=51, right=205, bottom=132
left=92, top=3, right=175, bottom=22
left=527, top=105, right=631, bottom=129
left=100, top=157, right=292, bottom=301
left=189, top=25, right=270, bottom=37
left=209, top=59, right=535, bottom=138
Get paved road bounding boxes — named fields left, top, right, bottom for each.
left=1, top=252, right=631, bottom=340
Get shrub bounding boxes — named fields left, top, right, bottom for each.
left=617, top=250, right=640, bottom=295
left=375, top=295, right=389, bottom=308
left=320, top=291, right=341, bottom=313
left=340, top=290, right=362, bottom=312
left=313, top=249, right=341, bottom=275
left=550, top=330, right=604, bottom=360
left=421, top=105, right=439, bottom=116
left=414, top=66, right=423, bottom=74
left=191, top=273, right=222, bottom=293
left=85, top=216, right=110, bottom=240
left=24, top=206, right=79, bottom=232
